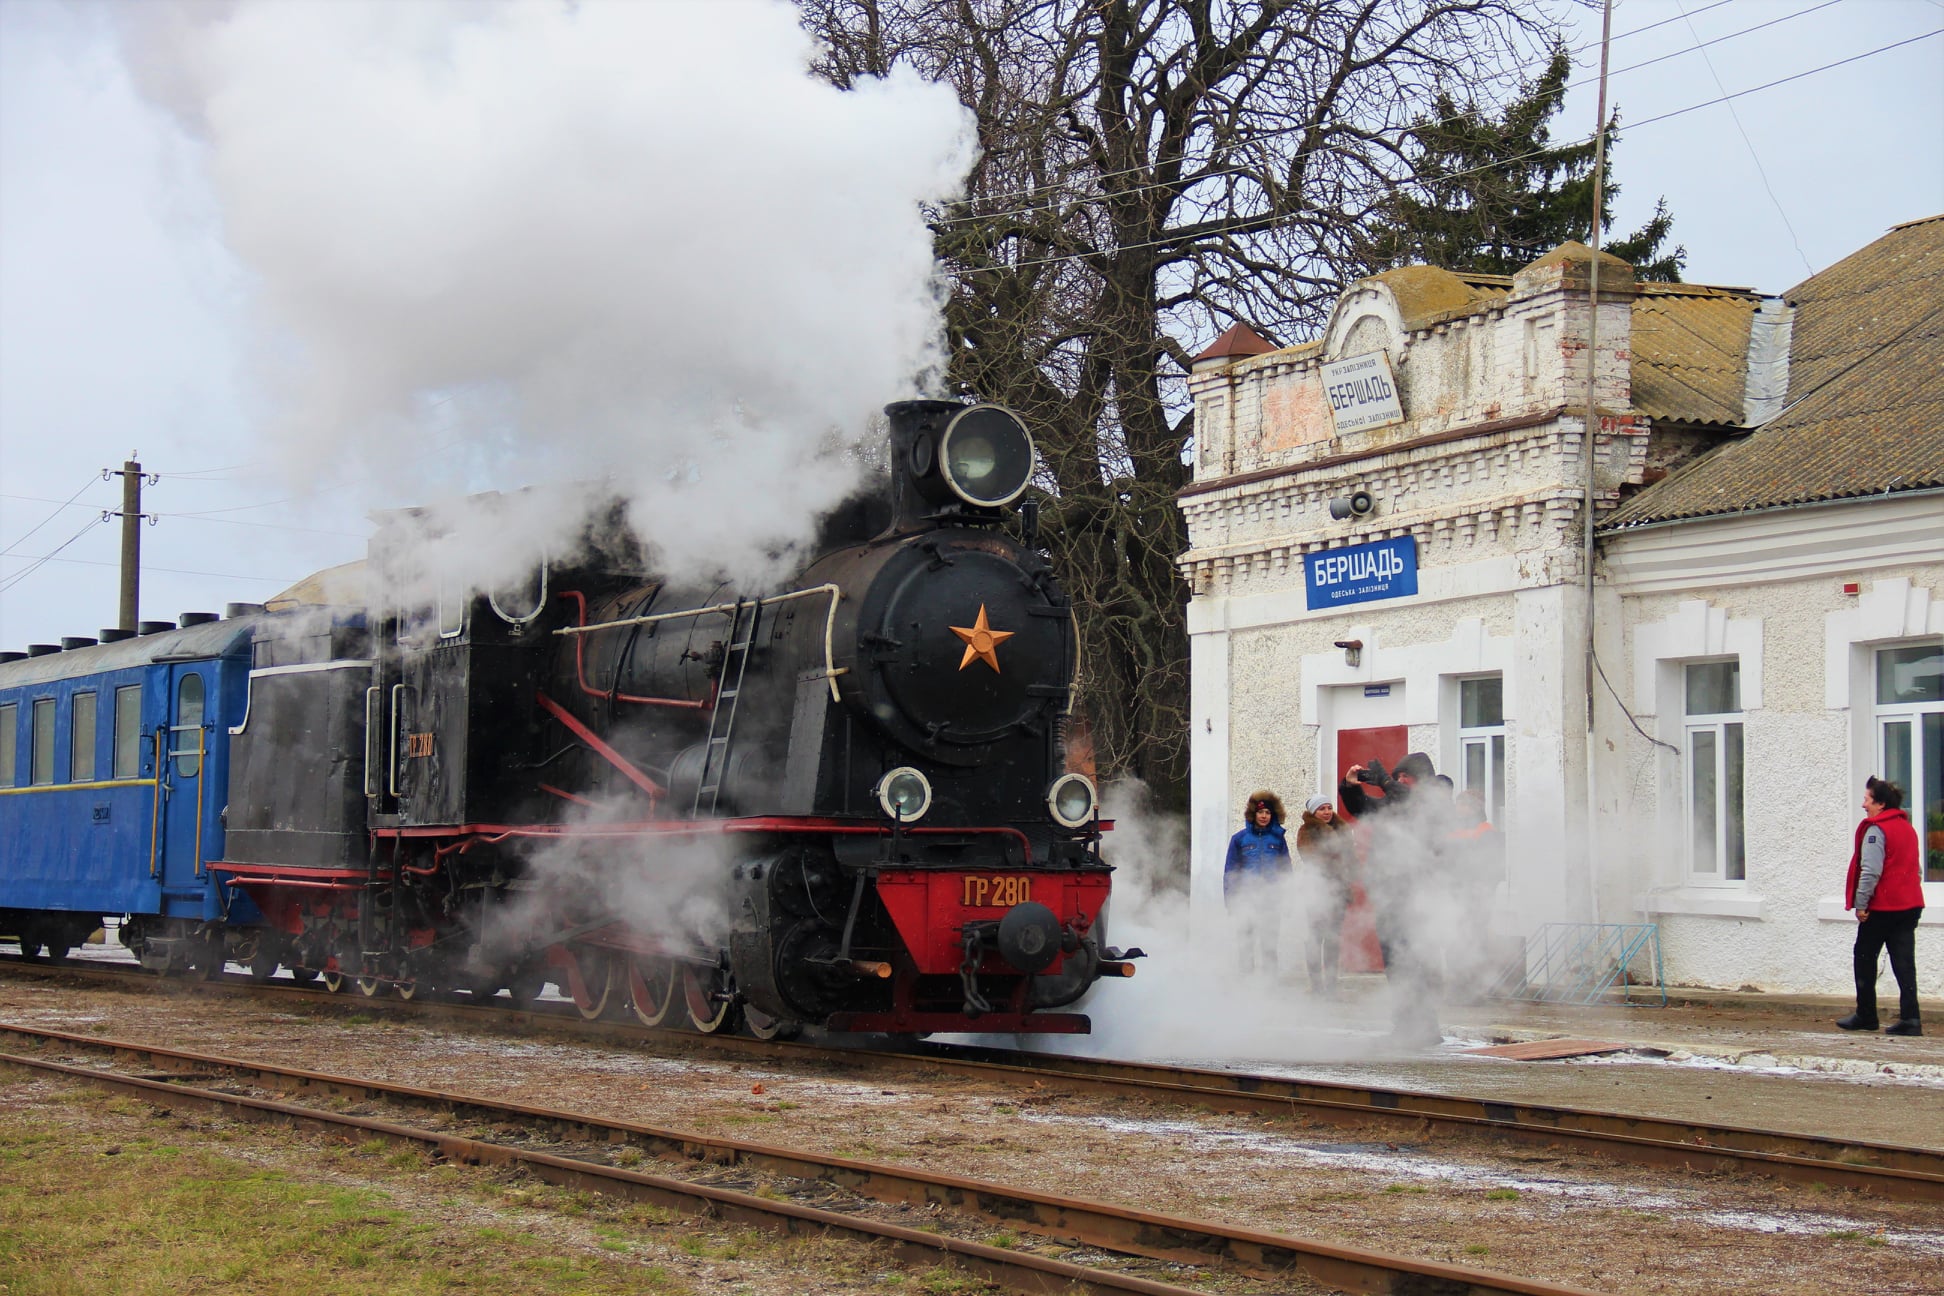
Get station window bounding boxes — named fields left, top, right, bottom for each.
left=174, top=674, right=205, bottom=779
left=0, top=703, right=15, bottom=785
left=1457, top=675, right=1506, bottom=827
left=31, top=697, right=55, bottom=786
left=70, top=692, right=96, bottom=783
left=1875, top=642, right=1943, bottom=882
left=1684, top=660, right=1745, bottom=883
left=113, top=685, right=143, bottom=779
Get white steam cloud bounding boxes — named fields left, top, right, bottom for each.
left=115, top=0, right=974, bottom=580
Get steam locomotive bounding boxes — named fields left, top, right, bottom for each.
left=0, top=401, right=1136, bottom=1036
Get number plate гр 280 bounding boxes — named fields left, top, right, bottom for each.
left=961, top=875, right=1033, bottom=908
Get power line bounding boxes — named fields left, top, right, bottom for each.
left=0, top=549, right=294, bottom=586
left=924, top=0, right=1741, bottom=224
left=0, top=513, right=111, bottom=595
left=932, top=28, right=1942, bottom=281
left=1627, top=27, right=1939, bottom=132
left=0, top=493, right=365, bottom=539
left=0, top=476, right=100, bottom=560
left=1674, top=0, right=1819, bottom=279
left=923, top=0, right=1838, bottom=233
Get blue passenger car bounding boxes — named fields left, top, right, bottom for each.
left=0, top=616, right=266, bottom=969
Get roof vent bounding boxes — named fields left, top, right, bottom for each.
left=224, top=602, right=266, bottom=619
left=138, top=621, right=175, bottom=636
left=61, top=636, right=99, bottom=651
left=99, top=628, right=135, bottom=644
left=27, top=643, right=60, bottom=657
left=178, top=612, right=219, bottom=628
left=0, top=651, right=25, bottom=664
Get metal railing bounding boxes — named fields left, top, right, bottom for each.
left=1487, top=921, right=1666, bottom=1006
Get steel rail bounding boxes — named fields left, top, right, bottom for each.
left=7, top=955, right=1938, bottom=1202
left=0, top=1046, right=1198, bottom=1296
left=0, top=1026, right=1601, bottom=1296
left=896, top=1043, right=1944, bottom=1200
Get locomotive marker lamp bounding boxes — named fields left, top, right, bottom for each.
left=1047, top=772, right=1098, bottom=828
left=939, top=405, right=1035, bottom=508
left=874, top=767, right=933, bottom=822
left=949, top=603, right=1014, bottom=672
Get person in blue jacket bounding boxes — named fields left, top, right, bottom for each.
left=1224, top=790, right=1292, bottom=976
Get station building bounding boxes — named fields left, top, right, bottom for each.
left=1179, top=215, right=1942, bottom=994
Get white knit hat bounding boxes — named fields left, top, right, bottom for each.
left=1304, top=794, right=1332, bottom=814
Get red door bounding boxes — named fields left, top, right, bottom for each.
left=1333, top=725, right=1406, bottom=973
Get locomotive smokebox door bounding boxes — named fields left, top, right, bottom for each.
left=855, top=544, right=1071, bottom=763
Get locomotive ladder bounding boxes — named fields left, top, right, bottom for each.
left=693, top=598, right=758, bottom=817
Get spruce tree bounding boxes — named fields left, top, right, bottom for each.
left=1364, top=44, right=1685, bottom=281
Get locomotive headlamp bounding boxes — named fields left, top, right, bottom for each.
left=875, top=767, right=933, bottom=822
left=1047, top=773, right=1098, bottom=828
left=940, top=405, right=1035, bottom=508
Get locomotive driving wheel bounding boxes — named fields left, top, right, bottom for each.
left=682, top=963, right=736, bottom=1034
left=742, top=1006, right=799, bottom=1041
left=626, top=956, right=677, bottom=1027
left=320, top=969, right=347, bottom=993
left=569, top=953, right=617, bottom=1021
left=355, top=975, right=385, bottom=997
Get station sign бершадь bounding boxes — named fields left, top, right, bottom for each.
left=1320, top=350, right=1404, bottom=436
left=1305, top=535, right=1418, bottom=610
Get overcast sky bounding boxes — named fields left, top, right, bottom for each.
left=2, top=0, right=1939, bottom=651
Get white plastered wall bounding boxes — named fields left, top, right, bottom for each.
left=1604, top=500, right=1944, bottom=994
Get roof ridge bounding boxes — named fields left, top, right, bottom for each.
left=1888, top=213, right=1944, bottom=232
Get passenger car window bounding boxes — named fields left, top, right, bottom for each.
left=113, top=686, right=143, bottom=779
left=31, top=697, right=55, bottom=785
left=70, top=692, right=97, bottom=782
left=0, top=703, right=15, bottom=785
left=175, top=674, right=205, bottom=778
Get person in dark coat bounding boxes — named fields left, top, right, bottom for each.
left=1295, top=794, right=1356, bottom=996
left=1224, top=790, right=1292, bottom=976
left=1339, top=752, right=1444, bottom=1046
left=1838, top=776, right=1925, bottom=1035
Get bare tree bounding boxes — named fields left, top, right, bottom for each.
left=802, top=1, right=1552, bottom=808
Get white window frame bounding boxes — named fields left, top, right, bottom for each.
left=70, top=690, right=97, bottom=783
left=437, top=567, right=466, bottom=639
left=0, top=702, right=16, bottom=785
left=1873, top=640, right=1943, bottom=884
left=1456, top=674, right=1507, bottom=829
left=1682, top=659, right=1746, bottom=886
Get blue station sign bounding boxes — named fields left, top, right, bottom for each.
left=1305, top=535, right=1418, bottom=610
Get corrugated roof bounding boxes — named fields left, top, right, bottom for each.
left=1604, top=215, right=1944, bottom=529
left=1629, top=284, right=1759, bottom=426
left=1358, top=256, right=1761, bottom=426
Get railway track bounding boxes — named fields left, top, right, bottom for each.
left=7, top=952, right=1940, bottom=1205
left=0, top=1021, right=1599, bottom=1296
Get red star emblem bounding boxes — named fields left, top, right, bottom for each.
left=949, top=604, right=1015, bottom=673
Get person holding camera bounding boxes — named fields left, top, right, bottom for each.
left=1339, top=752, right=1445, bottom=1046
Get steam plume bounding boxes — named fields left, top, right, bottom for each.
left=114, top=0, right=975, bottom=580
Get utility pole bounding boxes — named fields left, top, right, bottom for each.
left=103, top=456, right=157, bottom=633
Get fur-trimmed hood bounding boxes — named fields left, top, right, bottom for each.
left=1243, top=789, right=1286, bottom=826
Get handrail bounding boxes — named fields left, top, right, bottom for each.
left=557, top=590, right=708, bottom=710
left=556, top=584, right=846, bottom=702
left=148, top=729, right=163, bottom=879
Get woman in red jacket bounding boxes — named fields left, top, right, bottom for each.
left=1838, top=776, right=1926, bottom=1036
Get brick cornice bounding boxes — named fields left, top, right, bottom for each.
left=1178, top=406, right=1570, bottom=502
